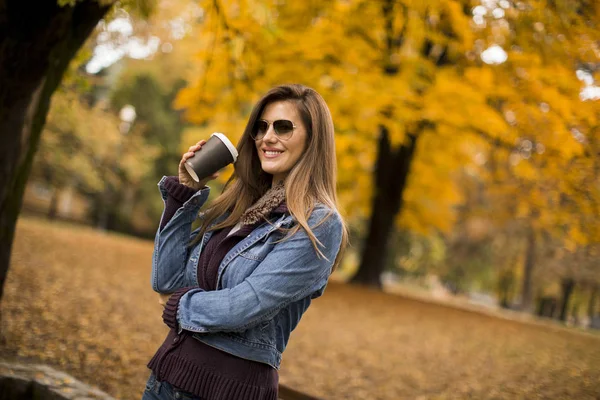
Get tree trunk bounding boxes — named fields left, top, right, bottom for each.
left=536, top=296, right=558, bottom=318
left=559, top=278, right=575, bottom=322
left=519, top=228, right=536, bottom=312
left=0, top=0, right=111, bottom=302
left=350, top=0, right=445, bottom=288
left=498, top=268, right=515, bottom=308
left=350, top=126, right=418, bottom=288
left=47, top=187, right=59, bottom=220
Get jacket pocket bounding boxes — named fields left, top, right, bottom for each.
left=238, top=230, right=283, bottom=262
left=238, top=250, right=265, bottom=262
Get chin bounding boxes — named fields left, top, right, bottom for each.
left=260, top=163, right=280, bottom=176
left=262, top=168, right=282, bottom=176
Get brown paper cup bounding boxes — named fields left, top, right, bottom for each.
left=184, top=133, right=238, bottom=182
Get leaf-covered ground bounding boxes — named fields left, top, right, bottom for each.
left=1, top=216, right=599, bottom=399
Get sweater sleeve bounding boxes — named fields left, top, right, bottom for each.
left=162, top=287, right=194, bottom=330
left=159, top=176, right=200, bottom=231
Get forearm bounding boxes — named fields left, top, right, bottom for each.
left=151, top=176, right=210, bottom=293
left=170, top=209, right=343, bottom=333
left=175, top=274, right=328, bottom=333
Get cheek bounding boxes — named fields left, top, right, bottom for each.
left=296, top=135, right=308, bottom=157
left=255, top=145, right=266, bottom=161
left=288, top=141, right=306, bottom=165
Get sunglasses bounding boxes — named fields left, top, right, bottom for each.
left=251, top=119, right=296, bottom=141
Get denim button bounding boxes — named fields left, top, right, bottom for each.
left=174, top=392, right=181, bottom=399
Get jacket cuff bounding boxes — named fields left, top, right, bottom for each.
left=162, top=287, right=193, bottom=330
left=162, top=176, right=199, bottom=204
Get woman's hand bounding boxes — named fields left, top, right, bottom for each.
left=178, top=140, right=219, bottom=190
left=158, top=293, right=172, bottom=308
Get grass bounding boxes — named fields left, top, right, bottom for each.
left=1, top=216, right=599, bottom=399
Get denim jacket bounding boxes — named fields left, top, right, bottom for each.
left=151, top=176, right=343, bottom=369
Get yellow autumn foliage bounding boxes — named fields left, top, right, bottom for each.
left=170, top=0, right=598, bottom=257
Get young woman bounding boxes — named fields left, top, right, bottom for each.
left=142, top=84, right=347, bottom=400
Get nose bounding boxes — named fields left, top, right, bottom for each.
left=262, top=124, right=278, bottom=142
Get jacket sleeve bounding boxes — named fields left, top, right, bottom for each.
left=151, top=176, right=210, bottom=294
left=159, top=176, right=201, bottom=231
left=173, top=208, right=344, bottom=333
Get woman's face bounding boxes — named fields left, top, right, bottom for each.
left=254, top=101, right=308, bottom=185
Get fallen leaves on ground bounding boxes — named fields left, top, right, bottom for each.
left=1, top=216, right=599, bottom=399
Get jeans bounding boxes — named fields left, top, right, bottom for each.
left=142, top=373, right=203, bottom=400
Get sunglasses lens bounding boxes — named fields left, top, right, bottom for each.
left=253, top=120, right=268, bottom=139
left=273, top=120, right=294, bottom=137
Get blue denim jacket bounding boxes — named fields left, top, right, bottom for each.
left=151, top=176, right=343, bottom=369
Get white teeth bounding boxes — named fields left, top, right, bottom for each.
left=265, top=151, right=283, bottom=156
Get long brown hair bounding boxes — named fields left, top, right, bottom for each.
left=190, top=84, right=348, bottom=270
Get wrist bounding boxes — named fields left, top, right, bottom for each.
left=164, top=176, right=200, bottom=202
left=183, top=182, right=202, bottom=190
left=162, top=287, right=193, bottom=330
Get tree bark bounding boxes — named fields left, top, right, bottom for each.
left=559, top=278, right=575, bottom=322
left=519, top=227, right=536, bottom=312
left=0, top=0, right=111, bottom=302
left=350, top=126, right=418, bottom=288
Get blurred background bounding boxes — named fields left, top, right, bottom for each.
left=2, top=0, right=599, bottom=399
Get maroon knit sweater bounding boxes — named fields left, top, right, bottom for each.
left=147, top=176, right=285, bottom=400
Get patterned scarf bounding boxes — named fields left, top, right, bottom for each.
left=239, top=182, right=287, bottom=225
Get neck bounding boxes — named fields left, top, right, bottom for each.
left=271, top=174, right=287, bottom=188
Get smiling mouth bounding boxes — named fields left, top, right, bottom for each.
left=263, top=150, right=284, bottom=158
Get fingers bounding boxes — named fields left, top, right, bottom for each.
left=181, top=151, right=195, bottom=162
left=158, top=293, right=171, bottom=307
left=188, top=140, right=207, bottom=152
left=182, top=140, right=208, bottom=162
left=197, top=172, right=220, bottom=187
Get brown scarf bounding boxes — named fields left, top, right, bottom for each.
left=239, top=183, right=286, bottom=225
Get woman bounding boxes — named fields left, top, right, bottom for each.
left=143, top=84, right=347, bottom=400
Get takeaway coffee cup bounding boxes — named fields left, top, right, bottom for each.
left=184, top=132, right=238, bottom=182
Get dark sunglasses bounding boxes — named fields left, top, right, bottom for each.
left=251, top=119, right=296, bottom=141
